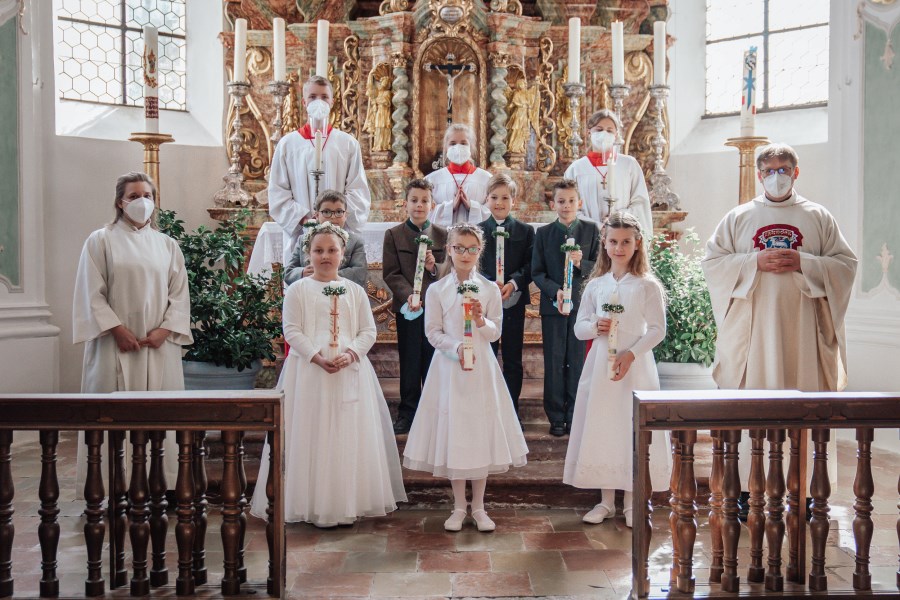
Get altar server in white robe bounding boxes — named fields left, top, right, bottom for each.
left=72, top=172, right=192, bottom=494
left=426, top=123, right=491, bottom=226
left=564, top=109, right=652, bottom=241
left=268, top=75, right=371, bottom=264
left=702, top=144, right=857, bottom=485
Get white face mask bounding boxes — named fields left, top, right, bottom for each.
left=124, top=197, right=155, bottom=223
left=446, top=143, right=471, bottom=166
left=591, top=131, right=616, bottom=152
left=762, top=173, right=793, bottom=199
left=307, top=99, right=330, bottom=129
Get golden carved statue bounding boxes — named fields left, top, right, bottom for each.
left=363, top=72, right=393, bottom=152
left=506, top=78, right=539, bottom=155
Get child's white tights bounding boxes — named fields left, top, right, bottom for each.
left=450, top=478, right=487, bottom=511
left=600, top=489, right=634, bottom=511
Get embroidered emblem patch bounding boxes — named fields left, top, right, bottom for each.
left=753, top=224, right=803, bottom=250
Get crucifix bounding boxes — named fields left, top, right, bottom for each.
left=424, top=53, right=476, bottom=124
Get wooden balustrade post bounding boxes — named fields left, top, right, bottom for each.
left=221, top=430, right=242, bottom=596
left=721, top=429, right=742, bottom=593
left=38, top=430, right=60, bottom=598
left=0, top=430, right=13, bottom=600
left=175, top=431, right=196, bottom=597
left=266, top=431, right=277, bottom=596
left=632, top=429, right=652, bottom=598
left=83, top=430, right=105, bottom=597
left=852, top=427, right=874, bottom=591
left=786, top=428, right=804, bottom=583
left=109, top=430, right=128, bottom=589
left=149, top=430, right=169, bottom=587
left=764, top=428, right=786, bottom=591
left=676, top=430, right=698, bottom=594
left=808, top=428, right=831, bottom=591
left=747, top=429, right=766, bottom=583
left=129, top=430, right=151, bottom=597
left=708, top=430, right=725, bottom=583
left=237, top=430, right=248, bottom=584
left=669, top=432, right=682, bottom=585
left=192, top=431, right=209, bottom=586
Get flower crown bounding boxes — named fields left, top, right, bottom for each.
left=302, top=221, right=349, bottom=253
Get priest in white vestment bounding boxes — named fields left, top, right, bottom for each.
left=564, top=109, right=652, bottom=240
left=426, top=123, right=491, bottom=226
left=268, top=75, right=371, bottom=264
left=702, top=144, right=857, bottom=485
left=72, top=172, right=193, bottom=495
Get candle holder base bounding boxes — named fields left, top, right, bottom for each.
left=129, top=132, right=175, bottom=206
left=725, top=135, right=771, bottom=205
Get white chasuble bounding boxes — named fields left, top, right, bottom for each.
left=72, top=220, right=193, bottom=495
left=268, top=129, right=371, bottom=264
left=425, top=167, right=491, bottom=226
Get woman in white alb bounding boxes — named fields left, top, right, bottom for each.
left=72, top=172, right=192, bottom=494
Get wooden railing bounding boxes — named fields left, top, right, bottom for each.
left=632, top=390, right=900, bottom=598
left=0, top=391, right=284, bottom=598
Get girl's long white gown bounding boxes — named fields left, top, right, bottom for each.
left=563, top=273, right=671, bottom=491
left=403, top=271, right=528, bottom=480
left=250, top=277, right=406, bottom=525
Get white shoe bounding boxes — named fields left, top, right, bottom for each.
left=624, top=508, right=634, bottom=528
left=444, top=509, right=467, bottom=532
left=582, top=504, right=612, bottom=524
left=471, top=509, right=495, bottom=532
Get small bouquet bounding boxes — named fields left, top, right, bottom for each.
left=560, top=238, right=580, bottom=315
left=458, top=281, right=480, bottom=371
left=322, top=284, right=346, bottom=359
left=605, top=289, right=622, bottom=379
left=410, top=235, right=434, bottom=309
left=494, top=226, right=510, bottom=285
left=302, top=219, right=319, bottom=230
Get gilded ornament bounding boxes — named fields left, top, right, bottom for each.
left=248, top=47, right=272, bottom=77
left=534, top=36, right=557, bottom=172
left=379, top=0, right=410, bottom=15
left=282, top=72, right=301, bottom=134
left=489, top=0, right=522, bottom=15
left=505, top=75, right=538, bottom=155
left=341, top=35, right=360, bottom=136
left=555, top=67, right=574, bottom=158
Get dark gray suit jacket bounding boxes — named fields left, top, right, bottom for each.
left=283, top=231, right=368, bottom=288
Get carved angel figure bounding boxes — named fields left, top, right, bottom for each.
left=363, top=74, right=393, bottom=152
left=505, top=78, right=539, bottom=154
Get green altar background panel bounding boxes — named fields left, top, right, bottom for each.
left=0, top=18, right=20, bottom=289
left=862, top=22, right=900, bottom=292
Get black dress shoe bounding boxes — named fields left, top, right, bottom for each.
left=549, top=423, right=566, bottom=437
left=737, top=491, right=750, bottom=522
left=393, top=417, right=412, bottom=435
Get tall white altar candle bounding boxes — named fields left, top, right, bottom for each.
left=653, top=21, right=666, bottom=86
left=567, top=17, right=581, bottom=84
left=233, top=18, right=248, bottom=82
left=611, top=21, right=624, bottom=86
left=315, top=20, right=329, bottom=77
left=273, top=18, right=286, bottom=81
left=142, top=25, right=159, bottom=133
left=741, top=47, right=758, bottom=137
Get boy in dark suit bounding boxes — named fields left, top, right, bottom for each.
left=478, top=173, right=534, bottom=423
left=531, top=179, right=600, bottom=436
left=382, top=179, right=448, bottom=434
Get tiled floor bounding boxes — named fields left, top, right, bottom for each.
left=3, top=431, right=898, bottom=598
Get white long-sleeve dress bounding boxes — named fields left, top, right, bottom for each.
left=563, top=273, right=671, bottom=491
left=403, top=271, right=528, bottom=480
left=250, top=277, right=406, bottom=526
left=72, top=220, right=193, bottom=493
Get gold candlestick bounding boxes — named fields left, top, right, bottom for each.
left=725, top=135, right=770, bottom=204
left=128, top=132, right=175, bottom=207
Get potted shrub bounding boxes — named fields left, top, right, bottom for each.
left=650, top=230, right=718, bottom=390
left=158, top=209, right=283, bottom=389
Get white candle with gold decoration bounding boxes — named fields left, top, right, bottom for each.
left=142, top=25, right=159, bottom=133
left=496, top=226, right=505, bottom=285
left=561, top=237, right=576, bottom=315
left=607, top=288, right=620, bottom=380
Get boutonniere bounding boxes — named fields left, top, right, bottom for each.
left=493, top=229, right=510, bottom=239
left=457, top=282, right=480, bottom=295
left=560, top=242, right=581, bottom=253
left=414, top=235, right=434, bottom=247
left=322, top=284, right=347, bottom=297
left=602, top=302, right=624, bottom=314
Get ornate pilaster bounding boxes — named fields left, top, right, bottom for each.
left=489, top=52, right=511, bottom=170
left=390, top=52, right=411, bottom=168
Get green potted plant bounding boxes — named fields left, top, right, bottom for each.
left=158, top=209, right=283, bottom=389
left=650, top=230, right=718, bottom=390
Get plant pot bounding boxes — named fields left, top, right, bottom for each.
left=182, top=360, right=262, bottom=391
left=657, top=361, right=717, bottom=391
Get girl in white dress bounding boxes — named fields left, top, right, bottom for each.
left=563, top=109, right=653, bottom=241
left=426, top=123, right=491, bottom=226
left=403, top=224, right=528, bottom=532
left=563, top=212, right=671, bottom=527
left=72, top=172, right=191, bottom=494
left=250, top=223, right=406, bottom=527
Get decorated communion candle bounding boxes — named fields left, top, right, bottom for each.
left=462, top=288, right=476, bottom=371
left=561, top=237, right=576, bottom=315
left=741, top=47, right=758, bottom=137
left=410, top=235, right=431, bottom=309
left=142, top=25, right=159, bottom=133
left=496, top=226, right=505, bottom=285
left=607, top=289, right=620, bottom=379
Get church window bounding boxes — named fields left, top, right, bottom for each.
left=705, top=0, right=828, bottom=115
left=57, top=0, right=187, bottom=110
